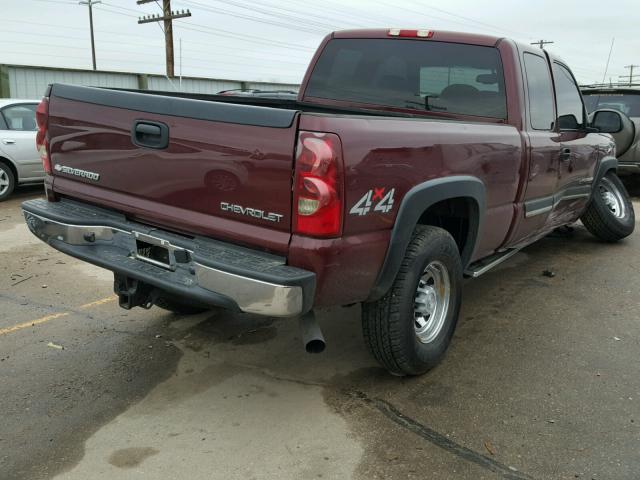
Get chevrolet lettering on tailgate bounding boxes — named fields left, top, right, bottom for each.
left=220, top=202, right=284, bottom=223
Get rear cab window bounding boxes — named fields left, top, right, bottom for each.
left=305, top=38, right=507, bottom=120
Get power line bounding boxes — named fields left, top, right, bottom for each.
left=183, top=0, right=340, bottom=32
left=280, top=0, right=387, bottom=28
left=260, top=0, right=370, bottom=29
left=0, top=17, right=312, bottom=62
left=83, top=3, right=316, bottom=53
left=1, top=49, right=302, bottom=81
left=0, top=37, right=308, bottom=69
left=375, top=0, right=519, bottom=37
left=177, top=21, right=316, bottom=52
left=179, top=0, right=330, bottom=35
left=414, top=0, right=532, bottom=38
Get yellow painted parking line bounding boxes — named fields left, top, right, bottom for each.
left=0, top=312, right=70, bottom=336
left=78, top=296, right=117, bottom=309
left=0, top=295, right=117, bottom=337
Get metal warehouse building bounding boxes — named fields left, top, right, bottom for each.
left=0, top=64, right=299, bottom=98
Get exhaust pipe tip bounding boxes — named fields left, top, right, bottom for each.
left=299, top=311, right=326, bottom=354
left=305, top=338, right=326, bottom=354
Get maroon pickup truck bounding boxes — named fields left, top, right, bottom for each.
left=23, top=29, right=635, bottom=376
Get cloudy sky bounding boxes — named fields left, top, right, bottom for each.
left=2, top=0, right=638, bottom=86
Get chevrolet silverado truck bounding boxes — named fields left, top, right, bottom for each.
left=22, top=29, right=635, bottom=376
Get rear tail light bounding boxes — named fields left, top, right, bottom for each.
left=293, top=131, right=344, bottom=238
left=35, top=97, right=51, bottom=174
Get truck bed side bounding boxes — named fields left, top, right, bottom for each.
left=290, top=112, right=524, bottom=306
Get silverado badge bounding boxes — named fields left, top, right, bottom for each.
left=54, top=164, right=100, bottom=182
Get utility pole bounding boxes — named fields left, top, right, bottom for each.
left=530, top=39, right=554, bottom=49
left=79, top=0, right=101, bottom=70
left=137, top=0, right=191, bottom=77
left=619, top=65, right=640, bottom=86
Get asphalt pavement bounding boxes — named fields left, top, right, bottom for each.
left=1, top=180, right=639, bottom=480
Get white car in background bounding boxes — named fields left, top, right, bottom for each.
left=0, top=99, right=44, bottom=201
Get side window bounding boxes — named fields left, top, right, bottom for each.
left=523, top=53, right=555, bottom=130
left=552, top=63, right=584, bottom=130
left=1, top=104, right=38, bottom=131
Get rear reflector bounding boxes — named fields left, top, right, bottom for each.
left=293, top=131, right=344, bottom=238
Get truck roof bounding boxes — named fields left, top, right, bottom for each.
left=331, top=29, right=503, bottom=47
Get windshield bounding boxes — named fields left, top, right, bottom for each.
left=305, top=38, right=507, bottom=119
left=583, top=93, right=640, bottom=117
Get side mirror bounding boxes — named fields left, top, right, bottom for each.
left=588, top=108, right=636, bottom=156
left=591, top=109, right=623, bottom=133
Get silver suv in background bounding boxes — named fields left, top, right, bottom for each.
left=0, top=99, right=44, bottom=201
left=582, top=86, right=640, bottom=172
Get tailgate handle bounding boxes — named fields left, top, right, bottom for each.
left=131, top=120, right=169, bottom=149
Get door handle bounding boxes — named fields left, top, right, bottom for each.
left=560, top=148, right=571, bottom=162
left=131, top=120, right=169, bottom=149
left=135, top=123, right=161, bottom=136
left=1, top=139, right=15, bottom=145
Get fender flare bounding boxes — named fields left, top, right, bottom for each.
left=593, top=156, right=617, bottom=185
left=367, top=176, right=486, bottom=301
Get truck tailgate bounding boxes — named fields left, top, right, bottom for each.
left=46, top=84, right=299, bottom=254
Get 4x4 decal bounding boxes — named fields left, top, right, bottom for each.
left=350, top=188, right=395, bottom=216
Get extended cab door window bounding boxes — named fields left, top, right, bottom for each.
left=523, top=53, right=555, bottom=130
left=552, top=63, right=585, bottom=130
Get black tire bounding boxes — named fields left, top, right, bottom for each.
left=155, top=295, right=210, bottom=315
left=581, top=171, right=635, bottom=242
left=362, top=226, right=463, bottom=376
left=0, top=161, right=16, bottom=202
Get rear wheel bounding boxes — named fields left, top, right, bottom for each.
left=0, top=162, right=16, bottom=202
left=362, top=226, right=463, bottom=376
left=581, top=171, right=635, bottom=242
left=155, top=295, right=210, bottom=315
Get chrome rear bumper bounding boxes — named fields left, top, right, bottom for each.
left=22, top=199, right=314, bottom=317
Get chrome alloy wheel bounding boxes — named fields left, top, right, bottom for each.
left=0, top=167, right=9, bottom=197
left=599, top=176, right=626, bottom=219
left=414, top=261, right=451, bottom=344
